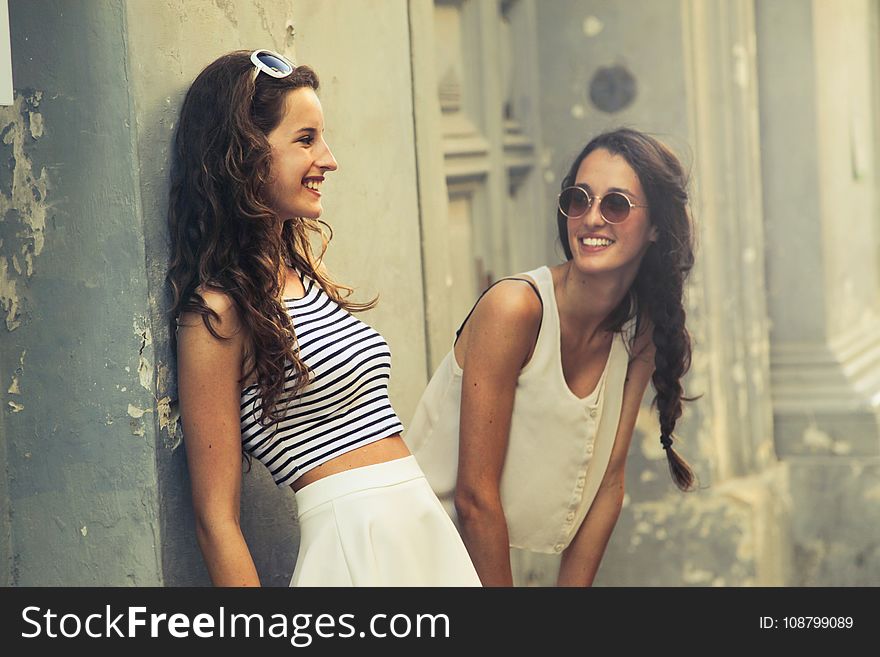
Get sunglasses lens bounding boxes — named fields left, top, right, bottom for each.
left=255, top=52, right=293, bottom=76
left=600, top=192, right=631, bottom=223
left=559, top=187, right=590, bottom=218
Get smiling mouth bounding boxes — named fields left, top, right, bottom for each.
left=303, top=178, right=323, bottom=193
left=580, top=236, right=614, bottom=248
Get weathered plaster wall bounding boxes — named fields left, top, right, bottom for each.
left=291, top=1, right=429, bottom=418
left=756, top=0, right=880, bottom=586
left=1, top=0, right=162, bottom=584
left=789, top=463, right=880, bottom=585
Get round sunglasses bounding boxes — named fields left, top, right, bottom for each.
left=557, top=186, right=647, bottom=224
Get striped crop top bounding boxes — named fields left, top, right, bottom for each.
left=239, top=274, right=404, bottom=487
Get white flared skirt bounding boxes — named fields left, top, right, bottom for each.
left=290, top=456, right=481, bottom=587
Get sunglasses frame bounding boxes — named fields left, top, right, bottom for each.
left=557, top=186, right=648, bottom=224
left=250, top=49, right=295, bottom=80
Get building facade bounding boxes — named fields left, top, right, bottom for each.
left=1, top=0, right=877, bottom=586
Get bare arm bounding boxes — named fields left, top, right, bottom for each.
left=454, top=281, right=542, bottom=587
left=176, top=291, right=260, bottom=586
left=557, top=325, right=656, bottom=587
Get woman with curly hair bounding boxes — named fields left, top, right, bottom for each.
left=407, top=128, right=696, bottom=586
left=168, top=50, right=479, bottom=586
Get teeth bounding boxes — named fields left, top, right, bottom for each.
left=581, top=237, right=613, bottom=247
left=303, top=179, right=322, bottom=190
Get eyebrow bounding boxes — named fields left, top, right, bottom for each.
left=574, top=182, right=638, bottom=196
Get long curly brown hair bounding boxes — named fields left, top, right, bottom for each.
left=167, top=50, right=375, bottom=425
left=556, top=128, right=697, bottom=491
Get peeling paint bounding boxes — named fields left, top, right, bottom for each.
left=80, top=526, right=88, bottom=537
left=29, top=112, right=44, bottom=139
left=0, top=91, right=51, bottom=331
left=0, top=258, right=21, bottom=331
left=582, top=16, right=603, bottom=37
left=156, top=363, right=171, bottom=392
left=213, top=0, right=238, bottom=27
left=133, top=316, right=153, bottom=392
left=682, top=566, right=714, bottom=584
left=8, top=400, right=23, bottom=412
left=127, top=404, right=149, bottom=419
left=157, top=395, right=181, bottom=449
left=802, top=422, right=833, bottom=451
left=831, top=441, right=852, bottom=455
left=138, top=353, right=152, bottom=391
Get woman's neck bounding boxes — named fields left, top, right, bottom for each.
left=555, top=261, right=635, bottom=340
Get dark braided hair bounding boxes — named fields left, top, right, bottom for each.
left=556, top=128, right=696, bottom=491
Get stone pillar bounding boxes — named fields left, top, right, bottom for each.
left=756, top=0, right=880, bottom=585
left=1, top=0, right=165, bottom=585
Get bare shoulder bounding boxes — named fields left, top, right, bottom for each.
left=474, top=277, right=543, bottom=327
left=456, top=276, right=543, bottom=370
left=177, top=286, right=245, bottom=340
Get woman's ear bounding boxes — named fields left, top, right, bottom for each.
left=649, top=225, right=659, bottom=242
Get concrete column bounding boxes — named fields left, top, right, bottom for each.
left=759, top=0, right=880, bottom=460
left=756, top=0, right=880, bottom=585
left=409, top=0, right=456, bottom=373
left=1, top=0, right=164, bottom=585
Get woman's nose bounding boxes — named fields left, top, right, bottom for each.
left=319, top=143, right=338, bottom=171
left=583, top=196, right=606, bottom=227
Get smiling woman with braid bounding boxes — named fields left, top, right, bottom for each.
left=406, top=128, right=696, bottom=586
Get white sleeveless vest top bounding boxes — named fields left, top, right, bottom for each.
left=405, top=265, right=634, bottom=554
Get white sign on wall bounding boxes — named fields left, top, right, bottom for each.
left=1, top=0, right=12, bottom=106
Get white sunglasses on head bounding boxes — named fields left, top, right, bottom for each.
left=250, top=49, right=295, bottom=80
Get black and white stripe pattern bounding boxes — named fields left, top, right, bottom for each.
left=240, top=275, right=404, bottom=487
